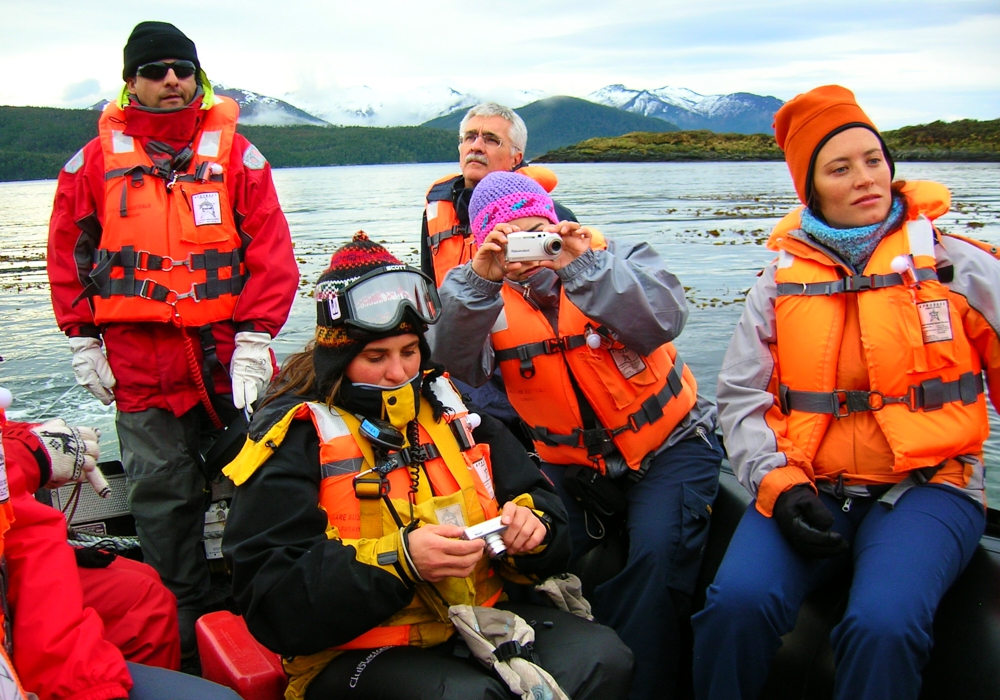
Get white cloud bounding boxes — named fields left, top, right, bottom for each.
left=0, top=0, right=996, bottom=126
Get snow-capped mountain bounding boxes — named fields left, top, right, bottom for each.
left=282, top=85, right=547, bottom=127
left=88, top=85, right=330, bottom=127
left=588, top=85, right=784, bottom=134
left=212, top=85, right=329, bottom=126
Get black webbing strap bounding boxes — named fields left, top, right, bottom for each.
left=779, top=372, right=983, bottom=417
left=776, top=267, right=938, bottom=297
left=495, top=335, right=589, bottom=379
left=107, top=164, right=223, bottom=218
left=83, top=247, right=245, bottom=302
left=197, top=324, right=221, bottom=399
left=493, top=640, right=537, bottom=664
left=528, top=359, right=687, bottom=448
left=380, top=444, right=442, bottom=474
left=427, top=225, right=468, bottom=249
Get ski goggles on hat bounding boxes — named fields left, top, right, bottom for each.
left=136, top=60, right=197, bottom=81
left=316, top=265, right=441, bottom=332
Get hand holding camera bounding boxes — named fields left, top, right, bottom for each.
left=472, top=221, right=592, bottom=282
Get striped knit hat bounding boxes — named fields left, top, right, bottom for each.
left=469, top=172, right=559, bottom=245
left=313, top=232, right=420, bottom=394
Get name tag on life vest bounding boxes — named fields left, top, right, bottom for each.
left=917, top=300, right=953, bottom=344
left=609, top=347, right=647, bottom=379
left=191, top=192, right=223, bottom=226
left=470, top=457, right=495, bottom=500
left=435, top=503, right=466, bottom=528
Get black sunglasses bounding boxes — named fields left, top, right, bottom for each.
left=136, top=60, right=197, bottom=81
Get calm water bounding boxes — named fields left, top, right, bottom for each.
left=2, top=162, right=999, bottom=500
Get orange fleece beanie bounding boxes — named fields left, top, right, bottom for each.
left=773, top=85, right=890, bottom=205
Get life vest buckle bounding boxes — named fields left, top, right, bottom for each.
left=842, top=275, right=873, bottom=293
left=354, top=473, right=389, bottom=499
left=831, top=389, right=882, bottom=418
left=159, top=253, right=196, bottom=273
left=165, top=284, right=202, bottom=305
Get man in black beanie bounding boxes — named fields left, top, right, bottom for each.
left=47, top=20, right=299, bottom=659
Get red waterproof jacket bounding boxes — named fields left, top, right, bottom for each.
left=0, top=416, right=133, bottom=699
left=48, top=95, right=298, bottom=415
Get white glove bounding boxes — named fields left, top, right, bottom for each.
left=69, top=337, right=116, bottom=405
left=30, top=419, right=111, bottom=498
left=230, top=331, right=273, bottom=414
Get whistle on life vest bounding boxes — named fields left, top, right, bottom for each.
left=891, top=255, right=921, bottom=300
left=196, top=162, right=225, bottom=183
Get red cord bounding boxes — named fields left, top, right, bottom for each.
left=182, top=330, right=224, bottom=429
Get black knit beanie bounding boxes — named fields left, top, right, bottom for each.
left=313, top=232, right=429, bottom=397
left=123, top=21, right=200, bottom=80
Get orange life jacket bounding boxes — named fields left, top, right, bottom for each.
left=88, top=96, right=245, bottom=326
left=424, top=166, right=561, bottom=287
left=490, top=244, right=697, bottom=472
left=770, top=183, right=989, bottom=481
left=0, top=409, right=12, bottom=654
left=307, top=377, right=502, bottom=649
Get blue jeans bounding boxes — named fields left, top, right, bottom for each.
left=127, top=662, right=241, bottom=699
left=691, top=484, right=985, bottom=700
left=543, top=433, right=722, bottom=700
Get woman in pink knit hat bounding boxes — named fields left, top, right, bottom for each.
left=692, top=85, right=1000, bottom=700
left=431, top=170, right=723, bottom=700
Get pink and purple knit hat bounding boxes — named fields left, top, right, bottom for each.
left=469, top=172, right=559, bottom=245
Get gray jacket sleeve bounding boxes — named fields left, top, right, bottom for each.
left=429, top=263, right=504, bottom=387
left=715, top=263, right=792, bottom=497
left=558, top=240, right=688, bottom=355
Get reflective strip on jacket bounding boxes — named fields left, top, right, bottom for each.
left=92, top=96, right=244, bottom=326
left=719, top=180, right=998, bottom=516
left=491, top=236, right=697, bottom=471
left=425, top=174, right=473, bottom=288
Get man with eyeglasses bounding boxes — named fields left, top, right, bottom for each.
left=420, top=103, right=575, bottom=440
left=419, top=102, right=575, bottom=288
left=47, top=21, right=297, bottom=659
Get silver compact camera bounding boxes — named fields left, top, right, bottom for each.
left=505, top=231, right=563, bottom=263
left=461, top=516, right=509, bottom=558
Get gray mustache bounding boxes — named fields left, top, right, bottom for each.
left=464, top=154, right=489, bottom=166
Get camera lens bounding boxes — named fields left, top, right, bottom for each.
left=483, top=531, right=507, bottom=558
left=543, top=236, right=563, bottom=256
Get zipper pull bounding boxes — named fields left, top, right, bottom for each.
left=842, top=497, right=852, bottom=513
left=695, top=425, right=712, bottom=447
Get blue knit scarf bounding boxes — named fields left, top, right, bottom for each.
left=801, top=196, right=905, bottom=270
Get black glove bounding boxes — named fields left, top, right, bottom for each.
left=772, top=485, right=849, bottom=558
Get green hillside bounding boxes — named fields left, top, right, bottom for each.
left=534, top=130, right=782, bottom=163
left=535, top=118, right=1000, bottom=162
left=0, top=105, right=456, bottom=182
left=422, top=96, right=678, bottom=158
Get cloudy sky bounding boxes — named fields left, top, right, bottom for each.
left=2, top=0, right=998, bottom=128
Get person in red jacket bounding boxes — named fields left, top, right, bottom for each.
left=0, top=381, right=240, bottom=699
left=46, top=21, right=298, bottom=654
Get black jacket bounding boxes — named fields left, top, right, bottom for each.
left=222, top=391, right=571, bottom=656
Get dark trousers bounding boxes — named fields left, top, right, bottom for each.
left=691, top=485, right=985, bottom=700
left=543, top=434, right=723, bottom=700
left=117, top=398, right=237, bottom=611
left=305, top=603, right=634, bottom=699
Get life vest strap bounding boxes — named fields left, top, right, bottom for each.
left=779, top=372, right=983, bottom=417
left=105, top=165, right=224, bottom=184
left=529, top=359, right=686, bottom=448
left=495, top=335, right=589, bottom=379
left=81, top=246, right=245, bottom=303
left=106, top=165, right=223, bottom=217
left=776, top=267, right=937, bottom=296
left=427, top=226, right=468, bottom=249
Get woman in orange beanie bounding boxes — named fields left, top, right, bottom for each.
left=691, top=85, right=1000, bottom=700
